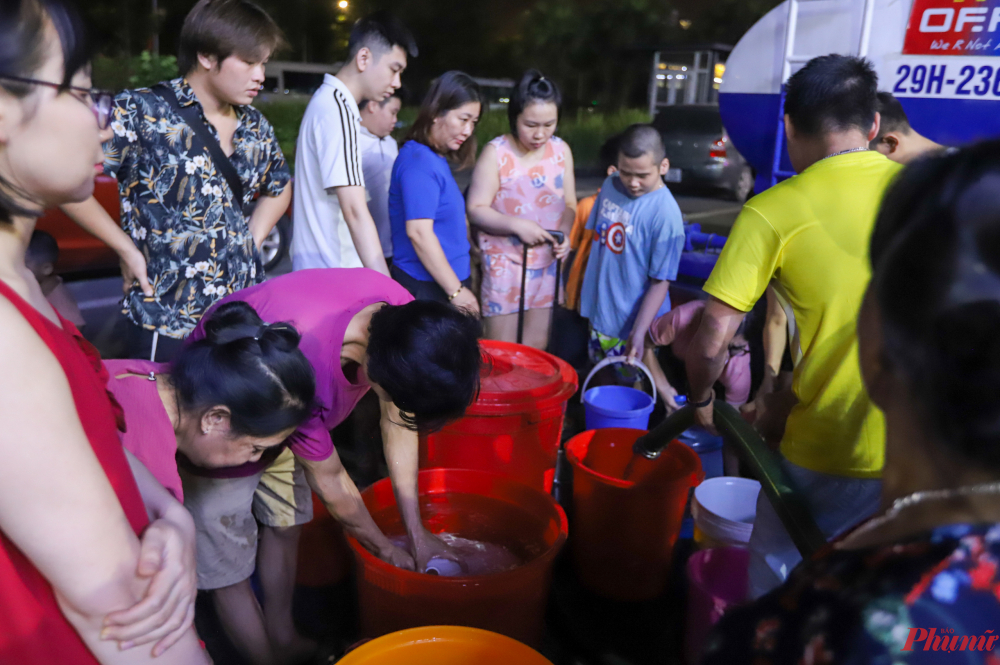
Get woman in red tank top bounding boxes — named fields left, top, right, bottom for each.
left=0, top=2, right=208, bottom=663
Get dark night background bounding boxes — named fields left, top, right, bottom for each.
left=83, top=0, right=782, bottom=108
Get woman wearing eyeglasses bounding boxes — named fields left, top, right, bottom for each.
left=0, top=1, right=209, bottom=663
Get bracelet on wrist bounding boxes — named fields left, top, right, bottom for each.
left=691, top=389, right=715, bottom=408
left=447, top=285, right=464, bottom=302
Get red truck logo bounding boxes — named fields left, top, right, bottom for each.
left=904, top=0, right=1000, bottom=55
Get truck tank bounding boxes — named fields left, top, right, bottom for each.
left=720, top=0, right=1000, bottom=189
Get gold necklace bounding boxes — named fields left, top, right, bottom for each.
left=820, top=146, right=869, bottom=161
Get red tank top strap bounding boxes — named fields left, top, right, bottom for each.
left=0, top=277, right=147, bottom=663
left=0, top=281, right=127, bottom=430
left=0, top=279, right=60, bottom=346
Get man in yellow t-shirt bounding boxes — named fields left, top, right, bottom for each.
left=685, top=55, right=901, bottom=597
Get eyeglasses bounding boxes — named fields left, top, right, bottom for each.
left=0, top=75, right=114, bottom=130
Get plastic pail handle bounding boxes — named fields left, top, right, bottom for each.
left=580, top=356, right=657, bottom=405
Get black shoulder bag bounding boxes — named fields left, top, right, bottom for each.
left=152, top=83, right=245, bottom=207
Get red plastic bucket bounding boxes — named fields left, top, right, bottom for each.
left=567, top=428, right=704, bottom=601
left=685, top=547, right=750, bottom=665
left=296, top=493, right=352, bottom=587
left=419, top=341, right=578, bottom=491
left=346, top=469, right=568, bottom=648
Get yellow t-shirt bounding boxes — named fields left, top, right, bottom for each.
left=703, top=151, right=901, bottom=478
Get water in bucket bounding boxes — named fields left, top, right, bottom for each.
left=347, top=469, right=567, bottom=647
left=388, top=533, right=523, bottom=576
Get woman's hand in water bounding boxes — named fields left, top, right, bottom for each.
left=411, top=528, right=464, bottom=574
left=101, top=507, right=197, bottom=656
left=379, top=543, right=416, bottom=571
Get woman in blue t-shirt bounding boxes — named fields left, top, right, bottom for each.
left=388, top=72, right=481, bottom=314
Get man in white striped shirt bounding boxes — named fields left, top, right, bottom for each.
left=291, top=13, right=416, bottom=274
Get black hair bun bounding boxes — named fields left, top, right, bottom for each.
left=203, top=301, right=265, bottom=345
left=257, top=323, right=302, bottom=354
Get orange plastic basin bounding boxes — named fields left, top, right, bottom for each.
left=337, top=626, right=553, bottom=664
left=419, top=341, right=578, bottom=491
left=346, top=469, right=568, bottom=648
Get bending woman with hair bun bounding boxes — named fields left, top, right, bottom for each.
left=105, top=300, right=316, bottom=665
left=105, top=301, right=316, bottom=501
left=467, top=69, right=576, bottom=348
left=0, top=0, right=209, bottom=662
left=704, top=142, right=1000, bottom=664
left=184, top=268, right=482, bottom=664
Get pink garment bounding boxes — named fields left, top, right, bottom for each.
left=104, top=359, right=183, bottom=501
left=187, top=268, right=414, bottom=477
left=649, top=299, right=751, bottom=406
left=478, top=135, right=567, bottom=271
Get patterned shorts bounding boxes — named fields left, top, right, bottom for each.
left=480, top=252, right=561, bottom=317
left=587, top=327, right=644, bottom=382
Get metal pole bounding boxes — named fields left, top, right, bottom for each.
left=781, top=0, right=799, bottom=83
left=648, top=51, right=660, bottom=118
left=858, top=0, right=876, bottom=57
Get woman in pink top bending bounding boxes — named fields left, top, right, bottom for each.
left=185, top=268, right=483, bottom=664
left=467, top=70, right=577, bottom=348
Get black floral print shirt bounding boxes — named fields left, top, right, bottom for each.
left=703, top=523, right=1000, bottom=665
left=104, top=77, right=290, bottom=338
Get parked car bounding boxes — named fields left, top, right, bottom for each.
left=652, top=104, right=754, bottom=202
left=36, top=175, right=293, bottom=277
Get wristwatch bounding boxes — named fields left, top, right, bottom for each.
left=691, top=390, right=715, bottom=408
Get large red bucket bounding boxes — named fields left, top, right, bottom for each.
left=346, top=469, right=568, bottom=648
left=567, top=428, right=703, bottom=601
left=295, top=493, right=352, bottom=587
left=420, top=341, right=577, bottom=491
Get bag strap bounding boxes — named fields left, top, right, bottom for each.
left=152, top=83, right=244, bottom=207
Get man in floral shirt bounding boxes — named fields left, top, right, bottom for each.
left=63, top=0, right=291, bottom=360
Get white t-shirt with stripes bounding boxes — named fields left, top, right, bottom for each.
left=291, top=74, right=366, bottom=270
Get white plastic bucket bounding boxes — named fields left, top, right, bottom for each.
left=691, top=477, right=761, bottom=547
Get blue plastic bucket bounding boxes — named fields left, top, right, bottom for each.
left=580, top=357, right=658, bottom=431
left=583, top=386, right=655, bottom=430
left=677, top=428, right=724, bottom=479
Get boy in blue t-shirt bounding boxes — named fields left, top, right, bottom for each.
left=580, top=124, right=685, bottom=367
